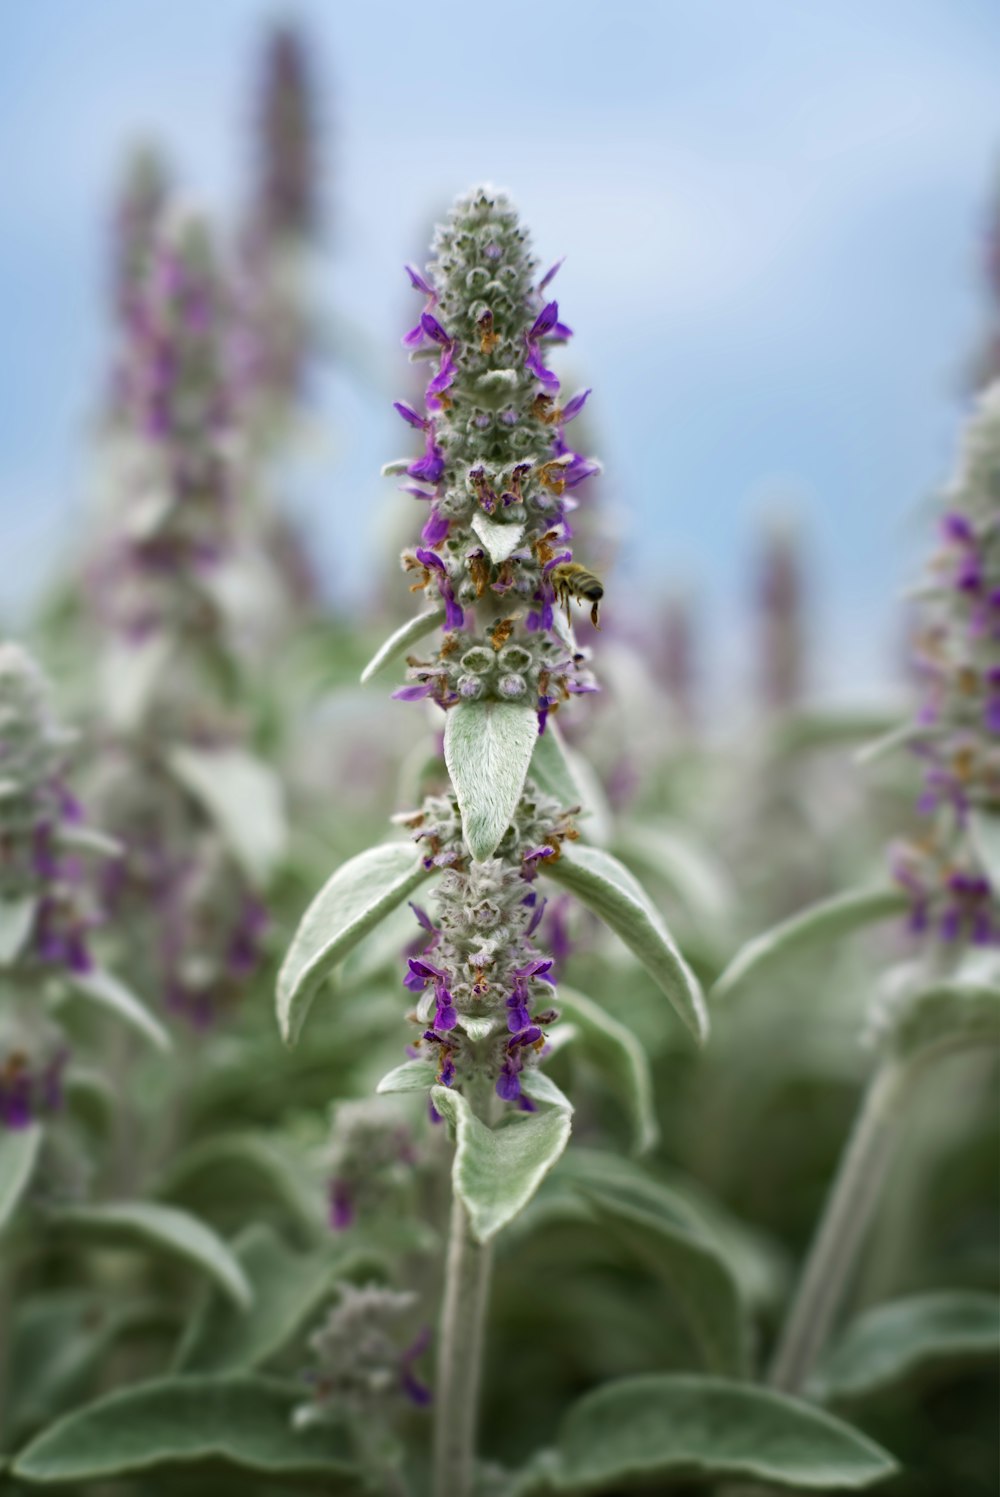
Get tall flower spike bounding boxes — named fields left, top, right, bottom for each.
left=254, top=24, right=320, bottom=244
left=98, top=211, right=237, bottom=655
left=758, top=517, right=805, bottom=713
left=889, top=380, right=1000, bottom=946
left=89, top=212, right=275, bottom=1027
left=389, top=186, right=600, bottom=729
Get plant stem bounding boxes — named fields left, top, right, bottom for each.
left=433, top=1191, right=493, bottom=1497
left=768, top=1057, right=908, bottom=1396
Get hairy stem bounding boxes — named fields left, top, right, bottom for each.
left=768, top=1058, right=908, bottom=1395
left=433, top=1191, right=493, bottom=1497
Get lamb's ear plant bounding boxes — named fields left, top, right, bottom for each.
left=277, top=185, right=710, bottom=1496
left=715, top=379, right=1000, bottom=1401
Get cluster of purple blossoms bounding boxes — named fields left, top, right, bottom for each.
left=385, top=187, right=600, bottom=732
left=889, top=381, right=1000, bottom=946
left=89, top=213, right=271, bottom=1026
left=394, top=785, right=579, bottom=1107
left=0, top=644, right=104, bottom=1129
left=95, top=213, right=237, bottom=649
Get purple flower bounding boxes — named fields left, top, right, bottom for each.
left=496, top=1060, right=521, bottom=1102
left=529, top=302, right=559, bottom=340
left=407, top=425, right=445, bottom=485
left=405, top=264, right=434, bottom=296
left=525, top=338, right=560, bottom=392
left=329, top=1178, right=355, bottom=1231
left=392, top=682, right=436, bottom=702
left=400, top=1327, right=433, bottom=1407
left=539, top=258, right=564, bottom=292
left=406, top=956, right=457, bottom=1031
left=421, top=508, right=450, bottom=547
left=394, top=400, right=428, bottom=430
left=420, top=312, right=452, bottom=347
left=561, top=388, right=591, bottom=424
left=426, top=344, right=456, bottom=403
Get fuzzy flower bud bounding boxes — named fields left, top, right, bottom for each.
left=389, top=186, right=600, bottom=731
left=325, top=1099, right=417, bottom=1232
left=296, top=1285, right=430, bottom=1426
left=889, top=381, right=1000, bottom=945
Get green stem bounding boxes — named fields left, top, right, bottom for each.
left=433, top=1191, right=493, bottom=1497
left=768, top=1058, right=907, bottom=1396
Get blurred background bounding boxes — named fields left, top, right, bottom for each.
left=2, top=0, right=999, bottom=710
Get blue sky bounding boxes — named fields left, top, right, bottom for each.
left=2, top=0, right=999, bottom=700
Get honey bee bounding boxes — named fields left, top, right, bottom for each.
left=549, top=561, right=604, bottom=629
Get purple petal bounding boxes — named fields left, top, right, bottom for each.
left=420, top=312, right=452, bottom=346
left=405, top=264, right=434, bottom=296
left=539, top=258, right=565, bottom=292
left=525, top=340, right=560, bottom=392
left=394, top=400, right=428, bottom=430
left=414, top=547, right=445, bottom=572
left=421, top=509, right=450, bottom=547
left=529, top=301, right=559, bottom=340
left=392, top=682, right=434, bottom=702
left=561, top=388, right=591, bottom=423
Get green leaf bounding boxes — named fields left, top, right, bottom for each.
left=55, top=824, right=124, bottom=860
left=444, top=700, right=540, bottom=861
left=970, top=808, right=1000, bottom=887
left=167, top=744, right=287, bottom=888
left=882, top=960, right=1000, bottom=1066
left=613, top=818, right=735, bottom=930
left=543, top=844, right=707, bottom=1044
left=712, top=886, right=909, bottom=1003
left=0, top=1124, right=42, bottom=1231
left=524, top=1374, right=897, bottom=1494
left=520, top=1070, right=574, bottom=1112
left=376, top=1059, right=437, bottom=1094
left=560, top=1150, right=747, bottom=1375
left=431, top=1085, right=572, bottom=1243
left=770, top=705, right=903, bottom=757
left=101, top=633, right=173, bottom=732
left=558, top=986, right=658, bottom=1154
left=156, top=1132, right=321, bottom=1241
left=359, top=605, right=445, bottom=684
left=471, top=512, right=526, bottom=564
left=813, top=1291, right=1000, bottom=1403
left=7, top=1292, right=171, bottom=1439
left=66, top=967, right=171, bottom=1052
left=174, top=1225, right=336, bottom=1374
left=11, top=1375, right=364, bottom=1490
left=48, top=1202, right=252, bottom=1309
left=530, top=722, right=610, bottom=839
left=0, top=895, right=36, bottom=965
left=276, top=841, right=430, bottom=1045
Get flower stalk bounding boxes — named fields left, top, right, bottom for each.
left=434, top=1192, right=494, bottom=1497
left=768, top=1056, right=907, bottom=1394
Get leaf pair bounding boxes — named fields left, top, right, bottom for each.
left=278, top=837, right=706, bottom=1052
